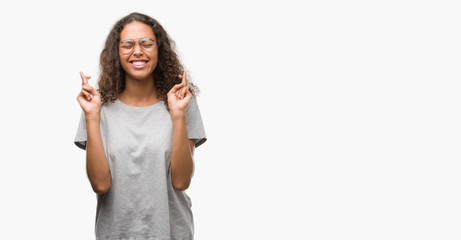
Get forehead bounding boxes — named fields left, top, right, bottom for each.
left=120, top=21, right=155, bottom=40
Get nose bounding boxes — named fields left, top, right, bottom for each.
left=132, top=43, right=143, bottom=56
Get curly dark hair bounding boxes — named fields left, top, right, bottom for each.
left=98, top=12, right=197, bottom=108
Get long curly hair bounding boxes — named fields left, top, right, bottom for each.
left=98, top=12, right=197, bottom=108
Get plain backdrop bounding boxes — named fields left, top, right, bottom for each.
left=0, top=0, right=460, bottom=239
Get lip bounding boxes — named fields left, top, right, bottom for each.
left=129, top=60, right=149, bottom=69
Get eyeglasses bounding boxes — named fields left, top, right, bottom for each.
left=119, top=38, right=157, bottom=55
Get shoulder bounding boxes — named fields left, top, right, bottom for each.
left=101, top=99, right=120, bottom=112
left=186, top=96, right=200, bottom=111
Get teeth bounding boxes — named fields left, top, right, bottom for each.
left=132, top=61, right=146, bottom=66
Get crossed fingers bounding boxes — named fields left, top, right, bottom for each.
left=80, top=71, right=94, bottom=101
left=176, top=71, right=189, bottom=99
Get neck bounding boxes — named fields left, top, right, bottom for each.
left=119, top=74, right=160, bottom=107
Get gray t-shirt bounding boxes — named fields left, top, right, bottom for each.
left=74, top=96, right=206, bottom=240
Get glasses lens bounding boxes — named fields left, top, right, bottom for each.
left=141, top=39, right=156, bottom=52
left=120, top=42, right=134, bottom=55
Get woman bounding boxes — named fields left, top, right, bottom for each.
left=74, top=12, right=206, bottom=239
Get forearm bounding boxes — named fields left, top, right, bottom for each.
left=170, top=116, right=194, bottom=191
left=86, top=116, right=111, bottom=194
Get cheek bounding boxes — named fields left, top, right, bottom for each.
left=119, top=54, right=129, bottom=71
left=118, top=52, right=125, bottom=62
left=150, top=53, right=159, bottom=68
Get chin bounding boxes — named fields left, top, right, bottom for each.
left=125, top=67, right=154, bottom=80
left=130, top=73, right=154, bottom=81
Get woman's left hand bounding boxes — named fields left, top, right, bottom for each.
left=168, top=71, right=192, bottom=119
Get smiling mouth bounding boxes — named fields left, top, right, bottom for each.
left=130, top=60, right=149, bottom=68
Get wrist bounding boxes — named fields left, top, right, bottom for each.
left=85, top=112, right=101, bottom=122
left=170, top=112, right=186, bottom=122
left=171, top=115, right=187, bottom=131
left=169, top=109, right=186, bottom=121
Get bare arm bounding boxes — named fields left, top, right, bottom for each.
left=77, top=72, right=111, bottom=194
left=168, top=71, right=196, bottom=191
left=85, top=116, right=111, bottom=194
left=171, top=116, right=196, bottom=190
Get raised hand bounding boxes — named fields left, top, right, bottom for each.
left=77, top=71, right=102, bottom=118
left=167, top=71, right=192, bottom=119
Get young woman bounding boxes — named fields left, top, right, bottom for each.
left=74, top=12, right=206, bottom=239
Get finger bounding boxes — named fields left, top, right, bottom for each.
left=83, top=89, right=94, bottom=101
left=182, top=71, right=186, bottom=84
left=177, top=74, right=184, bottom=97
left=82, top=84, right=95, bottom=96
left=184, top=91, right=192, bottom=101
left=80, top=73, right=92, bottom=93
left=80, top=71, right=89, bottom=86
left=180, top=71, right=189, bottom=99
left=183, top=87, right=192, bottom=100
left=80, top=89, right=94, bottom=101
left=181, top=72, right=188, bottom=97
left=169, top=82, right=184, bottom=94
left=85, top=84, right=98, bottom=96
left=82, top=84, right=92, bottom=91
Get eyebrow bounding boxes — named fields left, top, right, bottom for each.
left=120, top=37, right=155, bottom=43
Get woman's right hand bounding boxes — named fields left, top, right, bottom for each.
left=77, top=71, right=101, bottom=118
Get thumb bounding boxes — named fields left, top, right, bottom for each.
left=168, top=82, right=185, bottom=94
left=83, top=85, right=99, bottom=96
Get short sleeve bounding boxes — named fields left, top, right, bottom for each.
left=186, top=96, right=207, bottom=148
left=74, top=111, right=87, bottom=150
